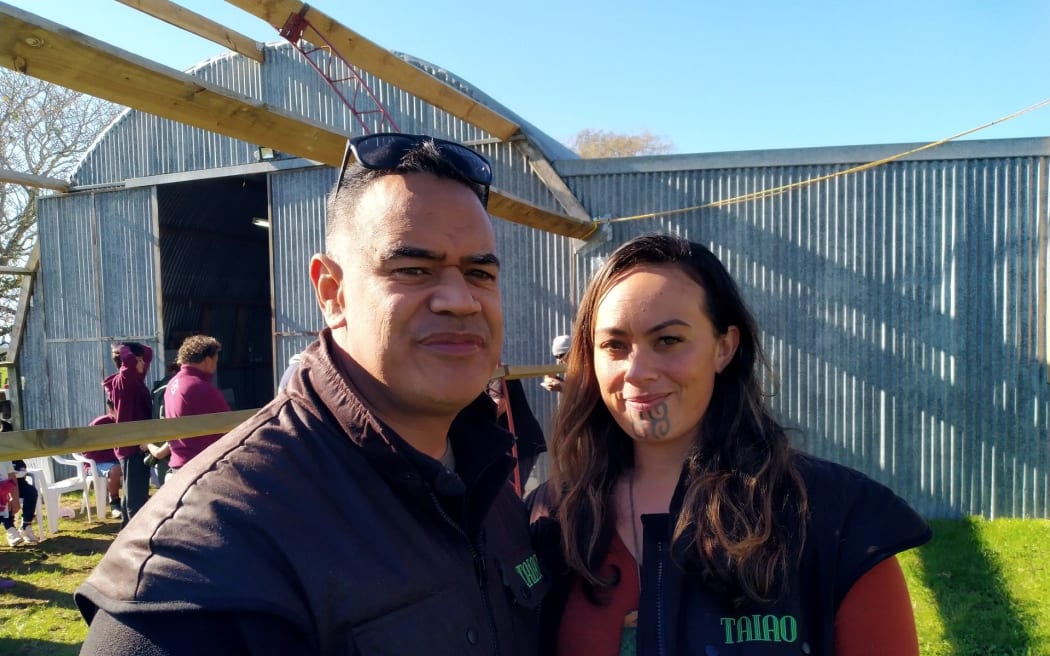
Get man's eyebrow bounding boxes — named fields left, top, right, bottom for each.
left=381, top=246, right=500, bottom=268
left=383, top=246, right=442, bottom=261
left=468, top=252, right=501, bottom=268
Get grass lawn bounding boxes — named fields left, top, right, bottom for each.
left=1, top=496, right=1048, bottom=655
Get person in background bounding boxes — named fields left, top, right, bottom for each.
left=540, top=334, right=571, bottom=393
left=531, top=233, right=931, bottom=655
left=145, top=360, right=180, bottom=486
left=1, top=459, right=38, bottom=546
left=486, top=376, right=546, bottom=490
left=104, top=342, right=153, bottom=527
left=161, top=335, right=230, bottom=480
left=83, top=401, right=123, bottom=520
left=0, top=417, right=39, bottom=545
left=277, top=352, right=302, bottom=392
left=76, top=132, right=545, bottom=654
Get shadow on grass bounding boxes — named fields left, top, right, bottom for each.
left=0, top=521, right=120, bottom=609
left=918, top=518, right=1033, bottom=656
left=0, top=637, right=78, bottom=656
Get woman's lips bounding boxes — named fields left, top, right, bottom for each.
left=624, top=393, right=669, bottom=412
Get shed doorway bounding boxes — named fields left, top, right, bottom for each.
left=156, top=175, right=273, bottom=411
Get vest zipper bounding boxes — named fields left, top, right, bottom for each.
left=656, top=540, right=667, bottom=656
left=429, top=490, right=502, bottom=656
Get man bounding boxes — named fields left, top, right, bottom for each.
left=161, top=335, right=230, bottom=480
left=76, top=133, right=546, bottom=654
left=104, top=341, right=152, bottom=526
left=539, top=334, right=570, bottom=393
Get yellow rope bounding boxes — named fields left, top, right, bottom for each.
left=584, top=96, right=1050, bottom=236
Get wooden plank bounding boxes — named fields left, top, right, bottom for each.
left=513, top=140, right=591, bottom=222
left=0, top=266, right=33, bottom=275
left=0, top=5, right=348, bottom=170
left=0, top=363, right=565, bottom=459
left=489, top=188, right=594, bottom=239
left=6, top=244, right=38, bottom=367
left=0, top=410, right=258, bottom=460
left=116, top=0, right=265, bottom=63
left=0, top=167, right=69, bottom=191
left=225, top=0, right=520, bottom=141
left=0, top=5, right=593, bottom=238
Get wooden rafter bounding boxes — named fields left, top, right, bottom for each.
left=224, top=0, right=521, bottom=141
left=225, top=0, right=592, bottom=227
left=116, top=0, right=265, bottom=63
left=0, top=167, right=69, bottom=191
left=0, top=4, right=594, bottom=238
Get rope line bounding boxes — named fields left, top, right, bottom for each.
left=586, top=96, right=1050, bottom=233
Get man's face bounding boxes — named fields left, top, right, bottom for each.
left=312, top=173, right=503, bottom=424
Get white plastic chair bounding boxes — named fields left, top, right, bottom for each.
left=24, top=456, right=95, bottom=534
left=71, top=454, right=108, bottom=520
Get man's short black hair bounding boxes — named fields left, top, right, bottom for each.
left=324, top=139, right=488, bottom=247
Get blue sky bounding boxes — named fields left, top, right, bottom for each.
left=7, top=1, right=1050, bottom=154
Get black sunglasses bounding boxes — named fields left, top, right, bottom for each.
left=337, top=132, right=493, bottom=206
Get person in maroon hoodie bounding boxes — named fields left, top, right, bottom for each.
left=161, top=335, right=230, bottom=480
left=82, top=401, right=123, bottom=519
left=103, top=342, right=153, bottom=526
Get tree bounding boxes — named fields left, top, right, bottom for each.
left=0, top=71, right=119, bottom=338
left=566, top=128, right=673, bottom=158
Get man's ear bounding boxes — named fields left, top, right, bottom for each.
left=310, top=253, right=347, bottom=329
left=715, top=326, right=740, bottom=373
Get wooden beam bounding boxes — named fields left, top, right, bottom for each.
left=0, top=5, right=594, bottom=239
left=0, top=266, right=33, bottom=275
left=6, top=244, right=38, bottom=368
left=0, top=363, right=565, bottom=459
left=513, top=140, right=591, bottom=222
left=0, top=410, right=258, bottom=460
left=116, top=0, right=265, bottom=63
left=0, top=167, right=69, bottom=191
left=224, top=0, right=521, bottom=141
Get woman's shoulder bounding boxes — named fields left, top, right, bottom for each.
left=792, top=452, right=932, bottom=598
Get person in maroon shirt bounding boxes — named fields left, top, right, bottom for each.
left=82, top=402, right=123, bottom=519
left=162, top=335, right=230, bottom=479
left=103, top=342, right=153, bottom=527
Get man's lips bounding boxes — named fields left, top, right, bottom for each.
left=419, top=332, right=486, bottom=355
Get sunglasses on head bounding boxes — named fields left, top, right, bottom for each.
left=337, top=132, right=493, bottom=207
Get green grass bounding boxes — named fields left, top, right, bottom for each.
left=899, top=517, right=1050, bottom=656
left=2, top=497, right=1049, bottom=655
left=0, top=495, right=117, bottom=656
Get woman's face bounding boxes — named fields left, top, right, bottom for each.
left=593, top=264, right=739, bottom=449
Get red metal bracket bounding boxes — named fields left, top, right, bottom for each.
left=278, top=8, right=400, bottom=135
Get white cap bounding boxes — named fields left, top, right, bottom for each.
left=551, top=335, right=571, bottom=357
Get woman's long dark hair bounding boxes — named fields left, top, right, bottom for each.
left=548, top=233, right=808, bottom=607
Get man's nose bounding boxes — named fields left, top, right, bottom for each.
left=430, top=269, right=482, bottom=315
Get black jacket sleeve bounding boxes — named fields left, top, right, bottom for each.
left=80, top=609, right=313, bottom=656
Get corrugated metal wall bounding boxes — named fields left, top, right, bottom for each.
left=560, top=143, right=1050, bottom=519
left=35, top=189, right=161, bottom=430
left=270, top=166, right=330, bottom=387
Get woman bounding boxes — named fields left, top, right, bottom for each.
left=531, top=233, right=931, bottom=655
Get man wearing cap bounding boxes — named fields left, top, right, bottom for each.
left=76, top=133, right=547, bottom=655
left=540, top=334, right=571, bottom=393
